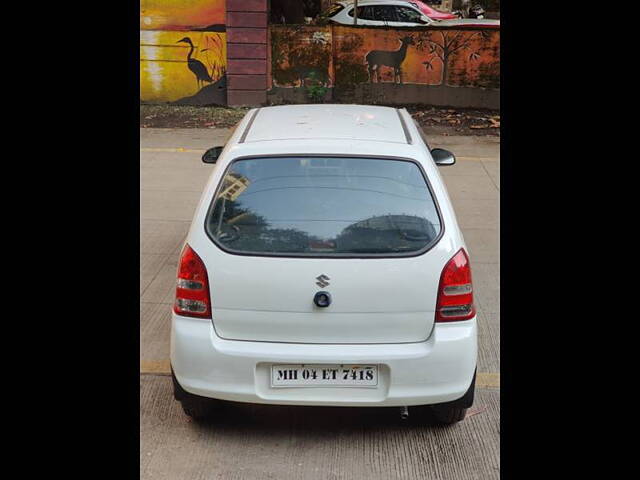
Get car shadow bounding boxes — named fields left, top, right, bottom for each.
left=187, top=401, right=456, bottom=432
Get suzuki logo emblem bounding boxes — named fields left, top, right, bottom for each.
left=315, top=274, right=330, bottom=288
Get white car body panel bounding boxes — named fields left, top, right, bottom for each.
left=194, top=252, right=452, bottom=344
left=171, top=317, right=476, bottom=406
left=171, top=104, right=477, bottom=406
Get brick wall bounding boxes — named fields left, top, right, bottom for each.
left=226, top=0, right=268, bottom=106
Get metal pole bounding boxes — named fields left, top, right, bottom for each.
left=353, top=0, right=358, bottom=25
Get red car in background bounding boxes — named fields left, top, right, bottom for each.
left=410, top=1, right=458, bottom=20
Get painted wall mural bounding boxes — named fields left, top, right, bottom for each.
left=270, top=25, right=500, bottom=108
left=141, top=0, right=225, bottom=31
left=337, top=26, right=499, bottom=88
left=140, top=1, right=227, bottom=105
left=271, top=27, right=334, bottom=88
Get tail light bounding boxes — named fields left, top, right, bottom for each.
left=435, top=248, right=475, bottom=322
left=174, top=244, right=211, bottom=318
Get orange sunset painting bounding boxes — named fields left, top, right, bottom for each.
left=141, top=0, right=225, bottom=31
left=140, top=0, right=227, bottom=104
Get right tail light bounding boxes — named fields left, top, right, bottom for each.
left=435, top=248, right=475, bottom=322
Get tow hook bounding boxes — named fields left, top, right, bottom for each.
left=399, top=406, right=409, bottom=420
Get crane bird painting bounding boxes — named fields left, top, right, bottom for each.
left=177, top=37, right=214, bottom=90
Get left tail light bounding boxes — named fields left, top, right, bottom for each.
left=173, top=244, right=211, bottom=318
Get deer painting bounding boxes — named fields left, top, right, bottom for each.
left=365, top=36, right=415, bottom=84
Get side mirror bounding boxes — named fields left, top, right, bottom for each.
left=420, top=15, right=431, bottom=24
left=431, top=148, right=456, bottom=166
left=202, top=146, right=223, bottom=164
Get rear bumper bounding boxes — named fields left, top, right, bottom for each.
left=170, top=315, right=477, bottom=407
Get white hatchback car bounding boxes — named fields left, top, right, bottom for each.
left=171, top=105, right=477, bottom=424
left=325, top=0, right=499, bottom=28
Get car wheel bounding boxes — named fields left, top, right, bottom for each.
left=180, top=395, right=218, bottom=420
left=421, top=368, right=476, bottom=425
left=429, top=404, right=467, bottom=424
left=172, top=366, right=222, bottom=420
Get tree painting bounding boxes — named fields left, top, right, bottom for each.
left=334, top=32, right=368, bottom=86
left=271, top=27, right=333, bottom=88
left=416, top=30, right=488, bottom=86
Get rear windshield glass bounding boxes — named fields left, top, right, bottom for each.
left=205, top=157, right=442, bottom=256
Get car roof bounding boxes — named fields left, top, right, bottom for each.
left=240, top=105, right=411, bottom=145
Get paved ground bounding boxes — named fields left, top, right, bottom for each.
left=140, top=128, right=500, bottom=479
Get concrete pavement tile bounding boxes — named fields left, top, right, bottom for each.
left=140, top=219, right=189, bottom=255
left=141, top=190, right=202, bottom=222
left=141, top=254, right=169, bottom=296
left=482, top=160, right=500, bottom=190
left=450, top=198, right=499, bottom=230
left=429, top=135, right=500, bottom=159
left=141, top=164, right=212, bottom=193
left=463, top=228, right=500, bottom=264
left=140, top=259, right=179, bottom=304
left=438, top=160, right=489, bottom=177
left=477, top=310, right=500, bottom=373
left=441, top=175, right=499, bottom=200
left=141, top=302, right=171, bottom=363
left=473, top=263, right=500, bottom=314
left=482, top=311, right=500, bottom=328
left=140, top=128, right=234, bottom=149
left=140, top=151, right=212, bottom=170
left=140, top=374, right=499, bottom=480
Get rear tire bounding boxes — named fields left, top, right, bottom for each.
left=430, top=404, right=467, bottom=424
left=426, top=368, right=476, bottom=425
left=180, top=395, right=218, bottom=420
left=172, top=367, right=222, bottom=421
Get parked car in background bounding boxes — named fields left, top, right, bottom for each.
left=397, top=0, right=458, bottom=20
left=453, top=1, right=488, bottom=19
left=171, top=105, right=478, bottom=425
left=325, top=0, right=499, bottom=28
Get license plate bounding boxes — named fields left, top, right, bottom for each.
left=271, top=364, right=378, bottom=388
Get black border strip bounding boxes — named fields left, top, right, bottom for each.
left=397, top=109, right=413, bottom=144
left=202, top=154, right=445, bottom=259
left=238, top=108, right=261, bottom=143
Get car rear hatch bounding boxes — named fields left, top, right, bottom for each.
left=205, top=254, right=448, bottom=343
left=201, top=155, right=447, bottom=344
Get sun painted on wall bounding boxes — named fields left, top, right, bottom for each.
left=140, top=0, right=227, bottom=104
left=141, top=0, right=225, bottom=31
